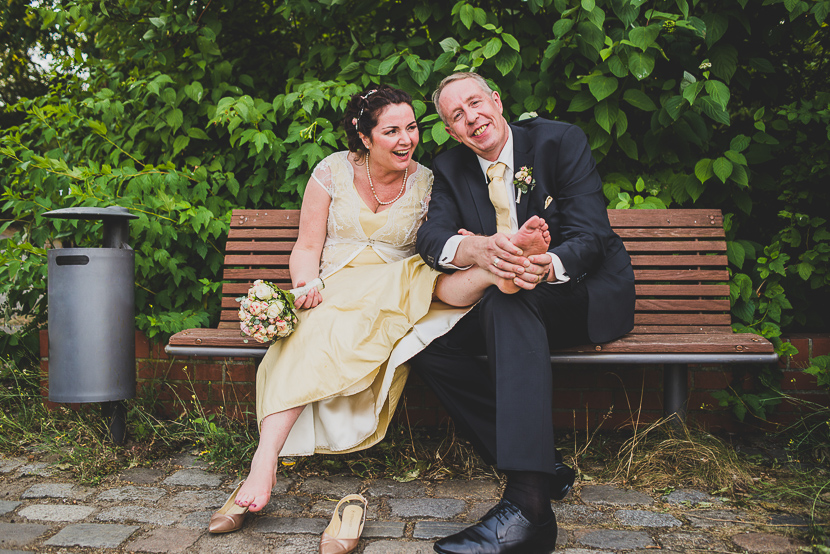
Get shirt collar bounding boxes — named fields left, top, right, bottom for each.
left=476, top=125, right=514, bottom=179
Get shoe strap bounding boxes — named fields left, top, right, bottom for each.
left=331, top=493, right=368, bottom=529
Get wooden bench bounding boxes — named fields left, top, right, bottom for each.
left=166, top=208, right=779, bottom=420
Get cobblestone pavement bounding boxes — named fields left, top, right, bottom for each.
left=0, top=451, right=816, bottom=553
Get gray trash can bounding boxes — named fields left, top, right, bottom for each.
left=43, top=206, right=138, bottom=443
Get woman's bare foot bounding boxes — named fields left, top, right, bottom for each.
left=235, top=449, right=277, bottom=512
left=496, top=216, right=551, bottom=294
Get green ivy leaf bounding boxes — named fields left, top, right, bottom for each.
left=702, top=12, right=728, bottom=47
left=568, top=90, right=597, bottom=112
left=622, top=89, right=657, bottom=111
left=628, top=24, right=660, bottom=51
left=627, top=51, right=655, bottom=80
left=588, top=75, right=618, bottom=101
left=431, top=120, right=450, bottom=145
left=459, top=3, right=474, bottom=29
left=705, top=80, right=730, bottom=110
left=594, top=100, right=619, bottom=134
left=695, top=158, right=714, bottom=183
left=482, top=37, right=503, bottom=59
left=713, top=157, right=733, bottom=183
left=727, top=241, right=746, bottom=268
left=552, top=19, right=574, bottom=38
left=502, top=32, right=521, bottom=52
left=730, top=134, right=750, bottom=152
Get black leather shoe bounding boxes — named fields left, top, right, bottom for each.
left=550, top=449, right=575, bottom=501
left=433, top=499, right=557, bottom=554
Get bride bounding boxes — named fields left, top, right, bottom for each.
left=209, top=84, right=550, bottom=551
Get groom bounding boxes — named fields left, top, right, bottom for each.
left=413, top=72, right=635, bottom=553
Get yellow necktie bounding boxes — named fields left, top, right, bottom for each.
left=486, top=162, right=511, bottom=234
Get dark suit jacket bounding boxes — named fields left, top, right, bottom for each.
left=417, top=117, right=635, bottom=344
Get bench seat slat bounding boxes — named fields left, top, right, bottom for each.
left=225, top=241, right=296, bottom=252
left=607, top=210, right=722, bottom=227
left=635, top=284, right=729, bottom=296
left=632, top=325, right=732, bottom=334
left=231, top=210, right=301, bottom=227
left=228, top=229, right=300, bottom=239
left=225, top=254, right=291, bottom=265
left=224, top=268, right=292, bottom=280
left=635, top=313, right=731, bottom=325
left=623, top=240, right=727, bottom=252
left=635, top=299, right=730, bottom=311
left=634, top=269, right=728, bottom=281
left=616, top=228, right=726, bottom=238
left=629, top=254, right=728, bottom=266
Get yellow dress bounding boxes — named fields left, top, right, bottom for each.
left=256, top=151, right=470, bottom=456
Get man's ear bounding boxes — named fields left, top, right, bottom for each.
left=492, top=91, right=504, bottom=113
left=445, top=125, right=459, bottom=142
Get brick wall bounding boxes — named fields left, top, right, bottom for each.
left=38, top=330, right=829, bottom=432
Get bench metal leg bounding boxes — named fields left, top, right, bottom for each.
left=663, top=363, right=688, bottom=423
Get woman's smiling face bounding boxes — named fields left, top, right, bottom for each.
left=361, top=103, right=419, bottom=172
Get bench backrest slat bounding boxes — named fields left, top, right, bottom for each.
left=220, top=208, right=735, bottom=336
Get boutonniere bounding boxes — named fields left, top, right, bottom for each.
left=513, top=166, right=536, bottom=204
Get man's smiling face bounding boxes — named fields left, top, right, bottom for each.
left=439, top=77, right=509, bottom=162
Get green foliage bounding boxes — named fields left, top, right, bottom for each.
left=0, top=0, right=828, bottom=370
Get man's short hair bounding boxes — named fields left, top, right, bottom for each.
left=432, top=72, right=494, bottom=124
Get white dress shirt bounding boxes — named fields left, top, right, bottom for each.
left=437, top=128, right=569, bottom=283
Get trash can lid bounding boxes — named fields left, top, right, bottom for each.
left=43, top=206, right=138, bottom=220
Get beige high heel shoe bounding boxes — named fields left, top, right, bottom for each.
left=319, top=493, right=368, bottom=554
left=208, top=481, right=248, bottom=534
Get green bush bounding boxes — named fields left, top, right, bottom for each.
left=1, top=0, right=828, bottom=375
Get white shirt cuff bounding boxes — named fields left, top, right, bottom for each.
left=439, top=235, right=473, bottom=270
left=546, top=253, right=569, bottom=284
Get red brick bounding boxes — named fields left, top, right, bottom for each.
left=164, top=363, right=193, bottom=382
left=226, top=364, right=256, bottom=383
left=693, top=370, right=733, bottom=390
left=812, top=335, right=830, bottom=356
left=784, top=336, right=810, bottom=365
left=39, top=329, right=49, bottom=357
left=135, top=331, right=150, bottom=359
left=552, top=390, right=584, bottom=410
left=192, top=362, right=224, bottom=382
left=211, top=382, right=255, bottom=404
left=137, top=361, right=158, bottom=380
left=584, top=390, right=615, bottom=411
left=781, top=370, right=818, bottom=391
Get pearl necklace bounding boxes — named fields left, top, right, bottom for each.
left=366, top=152, right=408, bottom=206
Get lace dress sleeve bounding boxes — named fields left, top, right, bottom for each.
left=310, top=159, right=334, bottom=197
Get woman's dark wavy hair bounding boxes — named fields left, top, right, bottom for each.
left=343, top=84, right=413, bottom=154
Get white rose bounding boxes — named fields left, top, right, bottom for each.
left=266, top=303, right=282, bottom=319
left=253, top=282, right=273, bottom=300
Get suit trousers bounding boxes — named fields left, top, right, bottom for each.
left=411, top=279, right=590, bottom=475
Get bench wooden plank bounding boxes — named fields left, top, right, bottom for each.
left=635, top=285, right=730, bottom=296
left=623, top=240, right=727, bottom=252
left=607, top=209, right=722, bottom=227
left=617, top=228, right=726, bottom=238
left=629, top=255, right=729, bottom=266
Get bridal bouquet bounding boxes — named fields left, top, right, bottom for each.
left=237, top=278, right=324, bottom=343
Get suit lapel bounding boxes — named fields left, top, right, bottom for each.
left=511, top=124, right=534, bottom=225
